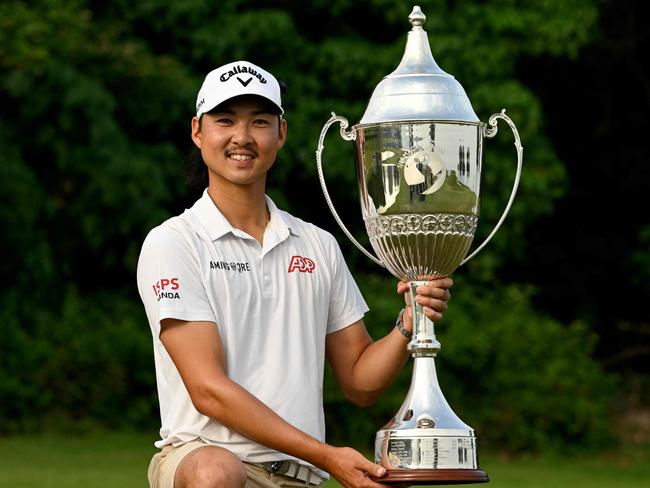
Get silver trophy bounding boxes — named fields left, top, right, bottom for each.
left=316, top=6, right=523, bottom=485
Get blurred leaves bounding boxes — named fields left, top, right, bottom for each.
left=0, top=288, right=156, bottom=434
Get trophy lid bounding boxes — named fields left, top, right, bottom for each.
left=359, top=6, right=479, bottom=125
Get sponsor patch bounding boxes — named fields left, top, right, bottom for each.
left=220, top=64, right=267, bottom=84
left=288, top=256, right=315, bottom=273
left=152, top=278, right=180, bottom=301
left=210, top=260, right=251, bottom=273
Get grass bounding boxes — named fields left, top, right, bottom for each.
left=0, top=431, right=647, bottom=487
left=0, top=431, right=156, bottom=488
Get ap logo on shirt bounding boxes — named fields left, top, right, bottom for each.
left=287, top=256, right=316, bottom=273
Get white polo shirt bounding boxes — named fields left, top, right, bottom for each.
left=136, top=189, right=368, bottom=473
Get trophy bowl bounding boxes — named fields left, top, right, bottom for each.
left=357, top=121, right=481, bottom=281
left=316, top=6, right=523, bottom=485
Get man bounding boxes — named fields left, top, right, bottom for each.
left=137, top=61, right=453, bottom=488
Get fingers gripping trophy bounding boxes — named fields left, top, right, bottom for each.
left=316, top=6, right=523, bottom=486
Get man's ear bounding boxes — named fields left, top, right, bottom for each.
left=191, top=116, right=202, bottom=149
left=278, top=117, right=287, bottom=149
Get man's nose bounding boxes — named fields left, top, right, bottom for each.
left=231, top=122, right=253, bottom=145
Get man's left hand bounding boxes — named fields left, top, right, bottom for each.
left=397, top=277, right=453, bottom=332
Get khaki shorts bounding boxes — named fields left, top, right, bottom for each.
left=147, top=439, right=324, bottom=488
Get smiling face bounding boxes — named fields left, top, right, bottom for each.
left=191, top=95, right=287, bottom=189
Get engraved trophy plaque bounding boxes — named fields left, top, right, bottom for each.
left=316, top=6, right=523, bottom=485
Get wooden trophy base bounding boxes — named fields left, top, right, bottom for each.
left=371, top=468, right=489, bottom=485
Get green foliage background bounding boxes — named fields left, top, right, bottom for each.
left=0, top=0, right=645, bottom=454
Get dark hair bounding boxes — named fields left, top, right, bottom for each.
left=185, top=145, right=209, bottom=190
left=184, top=80, right=287, bottom=190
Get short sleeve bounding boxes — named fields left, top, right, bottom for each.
left=325, top=236, right=369, bottom=334
left=137, top=225, right=216, bottom=336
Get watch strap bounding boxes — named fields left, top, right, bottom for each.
left=395, top=308, right=412, bottom=338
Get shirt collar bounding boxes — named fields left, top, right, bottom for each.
left=190, top=189, right=300, bottom=242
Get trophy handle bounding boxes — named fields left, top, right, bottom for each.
left=460, top=109, right=523, bottom=265
left=316, top=112, right=385, bottom=267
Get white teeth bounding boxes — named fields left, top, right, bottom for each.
left=229, top=154, right=253, bottom=161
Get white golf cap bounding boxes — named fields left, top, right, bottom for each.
left=195, top=60, right=283, bottom=118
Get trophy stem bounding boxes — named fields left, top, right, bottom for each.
left=407, top=281, right=442, bottom=356
left=381, top=356, right=473, bottom=433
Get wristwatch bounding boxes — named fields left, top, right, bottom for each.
left=395, top=308, right=412, bottom=339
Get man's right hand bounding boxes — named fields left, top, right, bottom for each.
left=322, top=445, right=390, bottom=488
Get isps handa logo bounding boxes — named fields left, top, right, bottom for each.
left=152, top=278, right=180, bottom=301
left=287, top=256, right=315, bottom=273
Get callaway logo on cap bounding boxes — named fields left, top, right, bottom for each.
left=195, top=60, right=283, bottom=118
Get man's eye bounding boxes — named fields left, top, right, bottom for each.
left=254, top=119, right=271, bottom=126
left=215, top=118, right=232, bottom=125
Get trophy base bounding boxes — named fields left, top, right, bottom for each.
left=371, top=468, right=489, bottom=485
left=375, top=428, right=488, bottom=486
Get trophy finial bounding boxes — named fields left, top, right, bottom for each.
left=409, top=6, right=426, bottom=28
left=359, top=3, right=479, bottom=124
